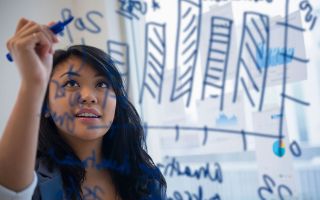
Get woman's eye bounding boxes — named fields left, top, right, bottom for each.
left=63, top=80, right=79, bottom=88
left=97, top=81, right=109, bottom=88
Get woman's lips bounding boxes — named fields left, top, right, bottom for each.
left=75, top=116, right=101, bottom=124
left=75, top=108, right=101, bottom=117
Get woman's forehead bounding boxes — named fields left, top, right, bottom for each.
left=52, top=56, right=99, bottom=77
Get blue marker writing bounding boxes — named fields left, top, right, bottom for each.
left=6, top=16, right=74, bottom=62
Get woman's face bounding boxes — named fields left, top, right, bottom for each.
left=47, top=56, right=117, bottom=141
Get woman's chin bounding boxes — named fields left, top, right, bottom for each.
left=58, top=128, right=106, bottom=142
left=56, top=121, right=110, bottom=142
left=72, top=130, right=106, bottom=141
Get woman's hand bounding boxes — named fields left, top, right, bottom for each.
left=0, top=18, right=59, bottom=191
left=6, top=18, right=59, bottom=89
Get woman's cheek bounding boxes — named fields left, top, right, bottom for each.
left=105, top=98, right=117, bottom=122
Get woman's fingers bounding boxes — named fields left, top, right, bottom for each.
left=42, top=25, right=59, bottom=43
left=15, top=18, right=29, bottom=33
left=14, top=24, right=58, bottom=53
left=15, top=20, right=58, bottom=44
left=33, top=31, right=52, bottom=58
left=7, top=20, right=34, bottom=51
left=46, top=21, right=60, bottom=44
left=47, top=21, right=56, bottom=26
left=41, top=28, right=54, bottom=55
left=5, top=17, right=59, bottom=89
left=8, top=29, right=51, bottom=59
left=15, top=20, right=36, bottom=37
left=18, top=24, right=48, bottom=41
left=6, top=18, right=60, bottom=62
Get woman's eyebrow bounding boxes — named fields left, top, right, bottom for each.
left=94, top=73, right=105, bottom=78
left=59, top=71, right=81, bottom=78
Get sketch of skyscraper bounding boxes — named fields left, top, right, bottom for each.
left=201, top=16, right=233, bottom=111
left=233, top=12, right=270, bottom=111
left=107, top=40, right=130, bottom=92
left=140, top=22, right=166, bottom=104
left=170, top=0, right=202, bottom=107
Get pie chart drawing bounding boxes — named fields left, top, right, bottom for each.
left=273, top=140, right=286, bottom=157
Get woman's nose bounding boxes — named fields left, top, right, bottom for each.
left=79, top=89, right=98, bottom=104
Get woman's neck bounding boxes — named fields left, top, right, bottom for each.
left=60, top=132, right=104, bottom=168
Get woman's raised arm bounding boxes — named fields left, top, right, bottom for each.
left=0, top=18, right=58, bottom=191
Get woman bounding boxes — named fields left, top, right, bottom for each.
left=0, top=18, right=166, bottom=200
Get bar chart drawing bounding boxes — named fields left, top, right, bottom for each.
left=140, top=22, right=166, bottom=104
left=233, top=12, right=270, bottom=111
left=170, top=0, right=202, bottom=107
left=107, top=40, right=130, bottom=92
left=201, top=16, right=233, bottom=111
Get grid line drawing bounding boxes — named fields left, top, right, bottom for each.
left=277, top=0, right=311, bottom=148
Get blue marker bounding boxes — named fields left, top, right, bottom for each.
left=6, top=16, right=74, bottom=62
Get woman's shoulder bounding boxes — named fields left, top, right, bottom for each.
left=35, top=158, right=60, bottom=179
left=32, top=158, right=64, bottom=200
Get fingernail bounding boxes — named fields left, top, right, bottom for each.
left=47, top=21, right=55, bottom=26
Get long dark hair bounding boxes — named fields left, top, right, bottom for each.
left=37, top=45, right=166, bottom=199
